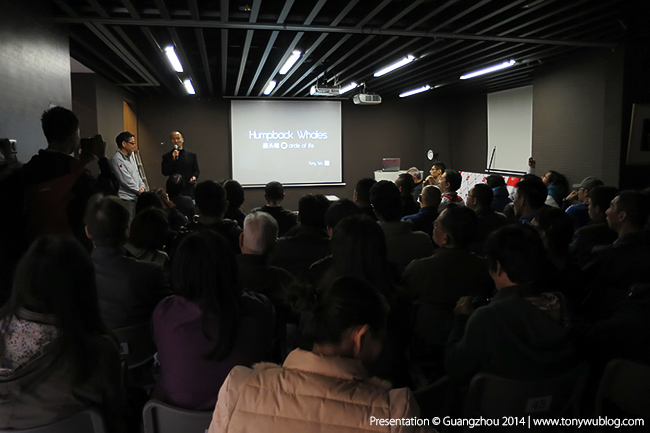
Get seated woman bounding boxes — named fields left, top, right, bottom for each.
left=208, top=277, right=430, bottom=433
left=0, top=236, right=124, bottom=431
left=152, top=230, right=274, bottom=411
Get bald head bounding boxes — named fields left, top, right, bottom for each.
left=420, top=185, right=441, bottom=208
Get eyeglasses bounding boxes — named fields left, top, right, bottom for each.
left=127, top=141, right=136, bottom=145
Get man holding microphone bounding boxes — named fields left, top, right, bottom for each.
left=161, top=131, right=200, bottom=197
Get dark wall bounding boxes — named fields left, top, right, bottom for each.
left=532, top=48, right=624, bottom=187
left=0, top=0, right=71, bottom=162
left=448, top=94, right=488, bottom=172
left=137, top=97, right=428, bottom=210
left=71, top=73, right=98, bottom=138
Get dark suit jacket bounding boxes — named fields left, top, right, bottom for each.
left=161, top=149, right=200, bottom=197
left=251, top=205, right=297, bottom=236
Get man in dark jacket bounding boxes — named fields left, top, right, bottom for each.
left=161, top=131, right=200, bottom=198
left=250, top=181, right=297, bottom=236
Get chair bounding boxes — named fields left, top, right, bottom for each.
left=595, top=358, right=650, bottom=428
left=112, top=321, right=156, bottom=369
left=464, top=363, right=589, bottom=433
left=142, top=400, right=213, bottom=433
left=0, top=408, right=106, bottom=433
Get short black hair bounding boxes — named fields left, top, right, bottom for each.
left=85, top=195, right=130, bottom=246
left=395, top=173, right=415, bottom=195
left=443, top=169, right=462, bottom=192
left=370, top=180, right=401, bottom=222
left=166, top=174, right=185, bottom=197
left=115, top=131, right=134, bottom=149
left=325, top=199, right=362, bottom=229
left=224, top=179, right=245, bottom=210
left=135, top=191, right=165, bottom=215
left=265, top=181, right=284, bottom=201
left=589, top=186, right=618, bottom=213
left=355, top=178, right=377, bottom=203
left=433, top=162, right=446, bottom=172
left=438, top=204, right=478, bottom=249
left=41, top=106, right=79, bottom=144
left=195, top=180, right=228, bottom=217
left=485, top=225, right=546, bottom=287
left=129, top=207, right=169, bottom=250
left=486, top=174, right=506, bottom=188
left=472, top=183, right=494, bottom=209
left=515, top=177, right=547, bottom=210
left=615, top=190, right=650, bottom=229
left=534, top=206, right=574, bottom=255
left=298, top=194, right=330, bottom=229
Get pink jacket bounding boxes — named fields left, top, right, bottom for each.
left=209, top=348, right=435, bottom=433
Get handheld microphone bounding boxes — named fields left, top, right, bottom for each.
left=173, top=144, right=179, bottom=160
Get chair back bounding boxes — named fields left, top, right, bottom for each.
left=0, top=408, right=106, bottom=433
left=112, top=321, right=156, bottom=369
left=595, top=358, right=650, bottom=418
left=142, top=400, right=213, bottom=433
left=465, top=363, right=589, bottom=433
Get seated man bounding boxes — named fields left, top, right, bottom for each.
left=270, top=194, right=331, bottom=280
left=401, top=185, right=440, bottom=238
left=402, top=205, right=494, bottom=311
left=465, top=183, right=509, bottom=254
left=224, top=179, right=246, bottom=228
left=370, top=180, right=433, bottom=272
left=438, top=169, right=464, bottom=213
left=166, top=173, right=195, bottom=220
left=250, top=181, right=297, bottom=236
left=486, top=174, right=512, bottom=213
left=395, top=173, right=419, bottom=217
left=425, top=162, right=446, bottom=187
left=445, top=224, right=576, bottom=383
left=407, top=167, right=423, bottom=202
left=353, top=177, right=377, bottom=220
left=85, top=195, right=170, bottom=329
left=564, top=176, right=604, bottom=231
left=512, top=176, right=548, bottom=224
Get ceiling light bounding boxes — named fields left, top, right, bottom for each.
left=339, top=82, right=358, bottom=94
left=183, top=79, right=195, bottom=95
left=164, top=46, right=183, bottom=73
left=373, top=55, right=415, bottom=77
left=399, top=85, right=431, bottom=98
left=460, top=60, right=516, bottom=79
left=279, top=51, right=301, bottom=75
left=263, top=81, right=276, bottom=95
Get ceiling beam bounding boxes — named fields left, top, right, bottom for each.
left=234, top=0, right=261, bottom=95
left=189, top=0, right=214, bottom=95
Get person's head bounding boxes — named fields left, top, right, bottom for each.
left=305, top=276, right=388, bottom=367
left=542, top=170, right=567, bottom=188
left=486, top=174, right=506, bottom=189
left=369, top=180, right=401, bottom=222
left=395, top=173, right=415, bottom=196
left=128, top=207, right=169, bottom=250
left=324, top=199, right=362, bottom=234
left=135, top=191, right=165, bottom=215
left=419, top=185, right=441, bottom=208
left=194, top=180, right=228, bottom=219
left=224, top=180, right=245, bottom=211
left=41, top=106, right=80, bottom=154
left=166, top=173, right=185, bottom=197
left=298, top=194, right=330, bottom=229
left=433, top=205, right=478, bottom=249
left=573, top=176, right=604, bottom=203
left=430, top=162, right=446, bottom=180
left=85, top=195, right=130, bottom=247
left=264, top=181, right=285, bottom=204
left=115, top=131, right=136, bottom=155
left=439, top=169, right=461, bottom=193
left=588, top=186, right=618, bottom=222
left=172, top=231, right=242, bottom=361
left=354, top=178, right=376, bottom=205
left=484, top=225, right=546, bottom=290
left=407, top=167, right=422, bottom=183
left=240, top=211, right=278, bottom=256
left=532, top=206, right=574, bottom=256
left=170, top=131, right=184, bottom=149
left=466, top=183, right=493, bottom=211
left=8, top=236, right=107, bottom=382
left=513, top=177, right=547, bottom=217
left=606, top=190, right=650, bottom=234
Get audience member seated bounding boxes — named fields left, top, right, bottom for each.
left=564, top=176, right=604, bottom=231
left=532, top=206, right=575, bottom=274
left=166, top=173, right=195, bottom=220
left=207, top=277, right=430, bottom=433
left=402, top=185, right=440, bottom=238
left=438, top=169, right=464, bottom=213
left=0, top=236, right=124, bottom=431
left=569, top=185, right=618, bottom=267
left=395, top=173, right=420, bottom=217
left=250, top=181, right=297, bottom=236
left=180, top=180, right=242, bottom=254
left=125, top=207, right=170, bottom=269
left=137, top=189, right=188, bottom=232
left=425, top=161, right=446, bottom=187
left=445, top=225, right=576, bottom=383
left=541, top=170, right=569, bottom=208
left=370, top=180, right=433, bottom=273
left=237, top=212, right=297, bottom=325
left=224, top=179, right=246, bottom=228
left=512, top=176, right=548, bottom=224
left=85, top=195, right=170, bottom=329
left=465, top=183, right=508, bottom=255
left=270, top=194, right=331, bottom=280
left=407, top=167, right=424, bottom=202
left=486, top=174, right=512, bottom=213
left=402, top=205, right=494, bottom=311
left=153, top=231, right=274, bottom=411
left=353, top=177, right=377, bottom=220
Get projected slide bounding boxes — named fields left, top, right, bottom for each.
left=231, top=100, right=342, bottom=186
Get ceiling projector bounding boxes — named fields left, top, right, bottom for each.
left=310, top=85, right=340, bottom=96
left=353, top=93, right=382, bottom=105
